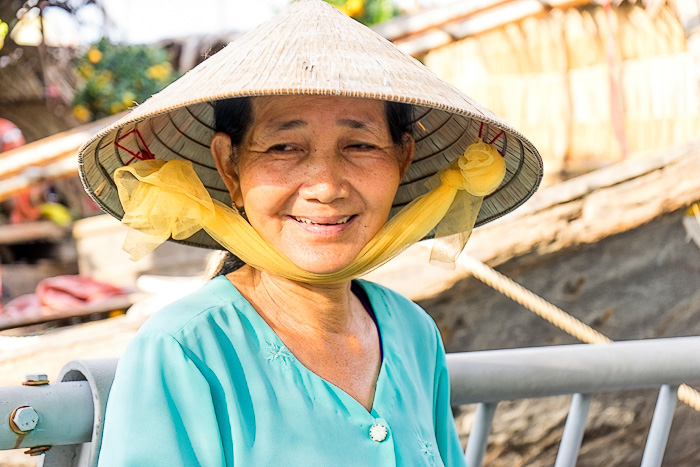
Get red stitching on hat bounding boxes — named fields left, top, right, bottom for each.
left=116, top=129, right=156, bottom=165
left=488, top=130, right=504, bottom=145
left=477, top=123, right=504, bottom=157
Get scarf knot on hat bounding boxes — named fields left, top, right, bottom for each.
left=429, top=139, right=506, bottom=267
left=440, top=138, right=506, bottom=196
left=115, top=159, right=216, bottom=261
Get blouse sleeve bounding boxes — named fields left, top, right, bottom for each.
left=97, top=331, right=226, bottom=467
left=433, top=328, right=468, bottom=467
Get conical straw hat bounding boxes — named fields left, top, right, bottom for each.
left=78, top=0, right=543, bottom=250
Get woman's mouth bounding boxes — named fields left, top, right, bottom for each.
left=288, top=215, right=358, bottom=236
left=291, top=215, right=354, bottom=226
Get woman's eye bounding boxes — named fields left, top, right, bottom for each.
left=268, top=144, right=297, bottom=152
left=348, top=143, right=377, bottom=150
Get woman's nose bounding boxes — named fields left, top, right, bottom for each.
left=298, top=148, right=350, bottom=203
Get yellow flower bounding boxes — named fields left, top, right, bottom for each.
left=457, top=138, right=506, bottom=196
left=121, top=91, right=137, bottom=107
left=78, top=64, right=94, bottom=78
left=345, top=0, right=364, bottom=17
left=87, top=48, right=102, bottom=64
left=73, top=105, right=92, bottom=122
left=146, top=62, right=172, bottom=81
left=110, top=101, right=126, bottom=114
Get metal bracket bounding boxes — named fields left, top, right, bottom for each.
left=37, top=359, right=118, bottom=467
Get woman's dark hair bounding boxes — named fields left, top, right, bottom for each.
left=385, top=100, right=414, bottom=145
left=214, top=96, right=414, bottom=145
left=210, top=96, right=414, bottom=277
left=214, top=97, right=253, bottom=146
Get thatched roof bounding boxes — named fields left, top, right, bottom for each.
left=374, top=0, right=695, bottom=57
left=0, top=40, right=80, bottom=142
left=382, top=0, right=699, bottom=183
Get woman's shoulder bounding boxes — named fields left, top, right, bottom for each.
left=137, top=276, right=243, bottom=338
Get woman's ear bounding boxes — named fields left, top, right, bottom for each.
left=398, top=133, right=415, bottom=179
left=211, top=132, right=243, bottom=208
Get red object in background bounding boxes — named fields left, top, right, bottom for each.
left=1, top=294, right=44, bottom=317
left=9, top=189, right=42, bottom=224
left=1, top=275, right=127, bottom=319
left=0, top=118, right=26, bottom=152
left=36, top=275, right=126, bottom=313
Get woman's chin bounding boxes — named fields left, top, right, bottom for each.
left=293, top=261, right=352, bottom=276
left=285, top=250, right=358, bottom=276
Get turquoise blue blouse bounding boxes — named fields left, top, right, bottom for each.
left=97, top=277, right=466, bottom=466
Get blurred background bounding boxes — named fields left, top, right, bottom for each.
left=1, top=0, right=699, bottom=465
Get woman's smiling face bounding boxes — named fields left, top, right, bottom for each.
left=212, top=95, right=414, bottom=274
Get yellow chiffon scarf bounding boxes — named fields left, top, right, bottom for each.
left=114, top=138, right=506, bottom=284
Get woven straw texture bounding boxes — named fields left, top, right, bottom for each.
left=78, top=0, right=542, bottom=250
left=423, top=4, right=697, bottom=180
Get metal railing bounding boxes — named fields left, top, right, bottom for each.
left=449, top=336, right=700, bottom=466
left=1, top=336, right=699, bottom=466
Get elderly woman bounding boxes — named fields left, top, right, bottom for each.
left=79, top=1, right=541, bottom=465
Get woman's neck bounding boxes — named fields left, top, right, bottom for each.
left=227, top=265, right=381, bottom=412
left=226, top=265, right=361, bottom=336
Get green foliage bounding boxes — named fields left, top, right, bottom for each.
left=324, top=0, right=398, bottom=26
left=72, top=38, right=178, bottom=122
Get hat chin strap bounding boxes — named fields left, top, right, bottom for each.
left=113, top=139, right=505, bottom=284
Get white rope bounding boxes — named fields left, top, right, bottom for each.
left=459, top=254, right=700, bottom=412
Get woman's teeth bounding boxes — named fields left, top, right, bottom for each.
left=293, top=216, right=352, bottom=225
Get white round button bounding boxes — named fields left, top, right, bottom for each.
left=369, top=423, right=388, bottom=442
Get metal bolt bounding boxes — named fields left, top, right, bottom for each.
left=11, top=406, right=39, bottom=432
left=22, top=374, right=49, bottom=386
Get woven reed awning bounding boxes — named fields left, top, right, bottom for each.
left=0, top=114, right=123, bottom=202
left=373, top=0, right=660, bottom=57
